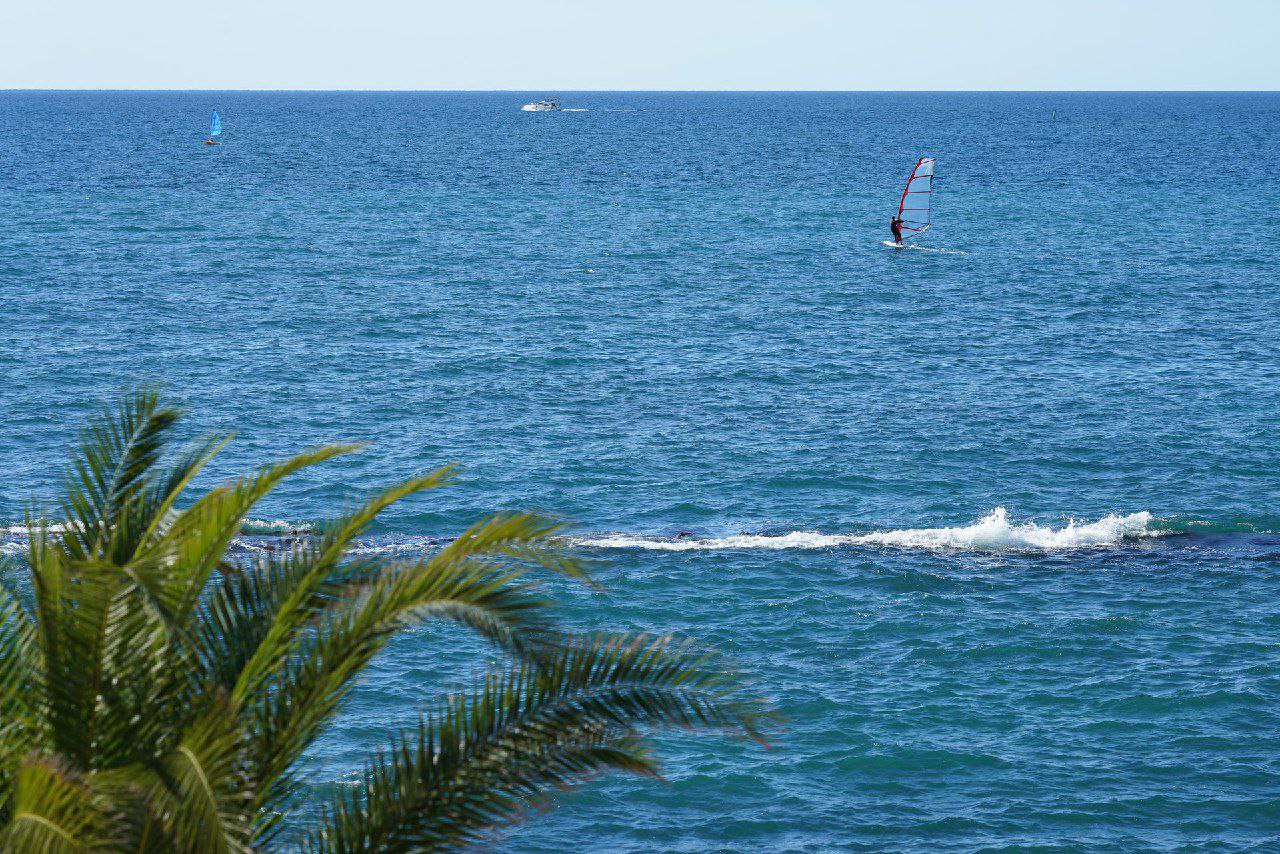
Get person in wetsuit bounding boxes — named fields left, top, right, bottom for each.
left=890, top=216, right=904, bottom=244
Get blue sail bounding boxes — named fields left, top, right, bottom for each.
left=210, top=109, right=221, bottom=137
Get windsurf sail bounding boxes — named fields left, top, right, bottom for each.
left=209, top=109, right=221, bottom=137
left=895, top=156, right=936, bottom=242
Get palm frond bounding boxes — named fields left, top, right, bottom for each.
left=0, top=565, right=40, bottom=726
left=36, top=559, right=124, bottom=768
left=93, top=571, right=194, bottom=770
left=139, top=431, right=234, bottom=546
left=435, top=511, right=592, bottom=585
left=228, top=465, right=457, bottom=707
left=0, top=756, right=105, bottom=853
left=25, top=517, right=66, bottom=691
left=195, top=547, right=330, bottom=694
left=245, top=555, right=556, bottom=826
left=58, top=387, right=181, bottom=563
left=302, top=632, right=771, bottom=853
left=152, top=443, right=361, bottom=625
left=1, top=390, right=775, bottom=853
left=42, top=557, right=191, bottom=774
left=137, top=694, right=255, bottom=854
left=0, top=573, right=42, bottom=825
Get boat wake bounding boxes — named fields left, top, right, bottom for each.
left=884, top=243, right=970, bottom=255
left=907, top=245, right=970, bottom=255
left=575, top=509, right=1161, bottom=553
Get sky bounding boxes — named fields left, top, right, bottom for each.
left=1, top=0, right=1278, bottom=91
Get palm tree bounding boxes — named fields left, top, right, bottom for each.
left=0, top=389, right=770, bottom=852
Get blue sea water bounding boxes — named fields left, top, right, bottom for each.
left=2, top=91, right=1280, bottom=851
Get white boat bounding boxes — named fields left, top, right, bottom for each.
left=521, top=99, right=560, bottom=112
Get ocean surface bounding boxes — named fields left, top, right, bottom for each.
left=2, top=91, right=1280, bottom=851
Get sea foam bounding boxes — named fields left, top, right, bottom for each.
left=576, top=508, right=1160, bottom=553
left=241, top=519, right=315, bottom=535
left=852, top=507, right=1157, bottom=551
left=0, top=510, right=1163, bottom=557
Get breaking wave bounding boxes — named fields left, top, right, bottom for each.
left=575, top=508, right=1162, bottom=554
left=3, top=519, right=314, bottom=538
left=240, top=519, right=315, bottom=535
left=0, top=509, right=1179, bottom=559
left=852, top=508, right=1158, bottom=550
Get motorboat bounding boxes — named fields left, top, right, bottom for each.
left=521, top=99, right=560, bottom=112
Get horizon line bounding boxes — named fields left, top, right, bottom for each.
left=2, top=88, right=1279, bottom=94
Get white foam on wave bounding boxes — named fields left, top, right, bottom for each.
left=0, top=509, right=1165, bottom=559
left=853, top=508, right=1157, bottom=551
left=3, top=521, right=80, bottom=535
left=560, top=108, right=590, bottom=112
left=900, top=244, right=970, bottom=255
left=241, top=519, right=315, bottom=535
left=4, top=518, right=313, bottom=536
left=577, top=531, right=861, bottom=552
left=576, top=508, right=1161, bottom=554
left=346, top=536, right=443, bottom=557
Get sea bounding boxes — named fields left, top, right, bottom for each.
left=1, top=91, right=1279, bottom=851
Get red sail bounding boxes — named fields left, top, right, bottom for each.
left=896, top=157, right=936, bottom=242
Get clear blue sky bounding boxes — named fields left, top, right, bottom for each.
left=2, top=0, right=1277, bottom=90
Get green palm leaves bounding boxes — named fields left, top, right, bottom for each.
left=0, top=390, right=770, bottom=852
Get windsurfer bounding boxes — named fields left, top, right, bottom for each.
left=890, top=217, right=904, bottom=245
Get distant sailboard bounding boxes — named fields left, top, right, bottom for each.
left=205, top=109, right=221, bottom=145
left=885, top=156, right=936, bottom=248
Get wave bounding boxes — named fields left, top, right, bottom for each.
left=240, top=519, right=315, bottom=535
left=3, top=519, right=314, bottom=538
left=3, top=521, right=83, bottom=536
left=575, top=508, right=1162, bottom=554
left=1, top=509, right=1248, bottom=558
left=853, top=508, right=1158, bottom=551
left=1150, top=516, right=1280, bottom=536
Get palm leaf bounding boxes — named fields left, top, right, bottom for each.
left=58, top=387, right=180, bottom=564
left=0, top=569, right=42, bottom=825
left=228, top=465, right=457, bottom=707
left=0, top=564, right=39, bottom=725
left=245, top=554, right=556, bottom=828
left=435, top=511, right=592, bottom=585
left=194, top=547, right=337, bottom=695
left=0, top=756, right=105, bottom=853
left=136, top=693, right=255, bottom=854
left=302, top=632, right=770, bottom=852
left=36, top=558, right=124, bottom=768
left=138, top=431, right=234, bottom=546
left=152, top=443, right=362, bottom=627
left=0, top=389, right=775, bottom=853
